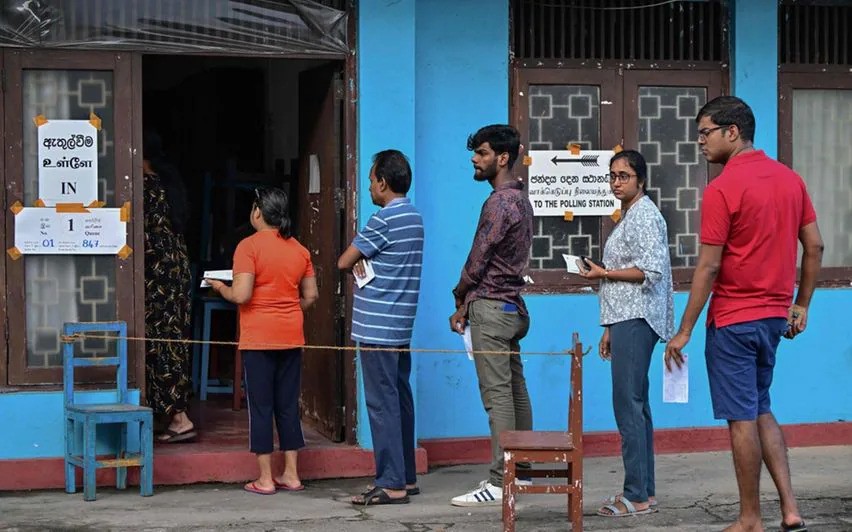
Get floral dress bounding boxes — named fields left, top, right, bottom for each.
left=144, top=172, right=192, bottom=415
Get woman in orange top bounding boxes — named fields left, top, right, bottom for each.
left=207, top=187, right=318, bottom=495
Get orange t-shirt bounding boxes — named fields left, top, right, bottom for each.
left=232, top=230, right=315, bottom=350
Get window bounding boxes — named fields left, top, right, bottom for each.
left=778, top=1, right=852, bottom=282
left=511, top=1, right=728, bottom=291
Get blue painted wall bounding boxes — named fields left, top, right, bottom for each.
left=0, top=390, right=141, bottom=459
left=355, top=0, right=417, bottom=448
left=356, top=0, right=852, bottom=448
left=732, top=0, right=778, bottom=157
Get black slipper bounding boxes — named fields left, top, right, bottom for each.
left=157, top=427, right=197, bottom=443
left=351, top=486, right=410, bottom=506
left=406, top=486, right=420, bottom=496
left=780, top=521, right=807, bottom=532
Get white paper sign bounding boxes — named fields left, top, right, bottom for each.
left=463, top=326, right=474, bottom=361
left=663, top=355, right=689, bottom=403
left=37, top=119, right=99, bottom=206
left=14, top=207, right=126, bottom=255
left=528, top=150, right=617, bottom=216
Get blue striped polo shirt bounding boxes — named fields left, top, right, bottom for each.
left=351, top=197, right=424, bottom=346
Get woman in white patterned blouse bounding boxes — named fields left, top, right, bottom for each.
left=578, top=149, right=674, bottom=518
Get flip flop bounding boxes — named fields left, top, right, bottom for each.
left=406, top=486, right=420, bottom=496
left=780, top=521, right=807, bottom=532
left=604, top=493, right=658, bottom=507
left=157, top=427, right=197, bottom=444
left=244, top=481, right=276, bottom=495
left=597, top=498, right=657, bottom=517
left=350, top=486, right=410, bottom=506
left=274, top=481, right=305, bottom=491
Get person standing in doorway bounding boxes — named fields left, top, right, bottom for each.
left=665, top=96, right=823, bottom=532
left=143, top=130, right=196, bottom=443
left=207, top=187, right=318, bottom=495
left=577, top=150, right=674, bottom=517
left=449, top=124, right=534, bottom=507
left=339, top=150, right=424, bottom=506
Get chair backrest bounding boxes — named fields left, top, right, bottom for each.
left=567, top=332, right=584, bottom=448
left=62, top=321, right=128, bottom=408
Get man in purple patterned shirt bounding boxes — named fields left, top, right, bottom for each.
left=449, top=124, right=535, bottom=507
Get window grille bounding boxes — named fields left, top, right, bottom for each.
left=780, top=0, right=852, bottom=65
left=512, top=0, right=727, bottom=62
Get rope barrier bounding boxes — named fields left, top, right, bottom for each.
left=61, top=332, right=587, bottom=357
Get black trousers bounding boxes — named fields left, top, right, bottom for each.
left=243, top=349, right=305, bottom=454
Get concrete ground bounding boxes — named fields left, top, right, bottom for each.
left=0, top=446, right=849, bottom=532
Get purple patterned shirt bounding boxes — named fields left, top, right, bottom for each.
left=454, top=180, right=533, bottom=316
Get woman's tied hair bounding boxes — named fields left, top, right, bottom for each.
left=254, top=187, right=292, bottom=239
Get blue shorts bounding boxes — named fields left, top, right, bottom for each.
left=705, top=318, right=787, bottom=421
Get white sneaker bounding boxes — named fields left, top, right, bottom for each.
left=451, top=480, right=502, bottom=507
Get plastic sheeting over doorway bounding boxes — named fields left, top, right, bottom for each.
left=0, top=0, right=348, bottom=55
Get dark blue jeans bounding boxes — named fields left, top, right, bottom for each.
left=360, top=344, right=416, bottom=489
left=609, top=318, right=659, bottom=503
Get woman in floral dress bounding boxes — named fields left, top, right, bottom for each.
left=143, top=131, right=196, bottom=443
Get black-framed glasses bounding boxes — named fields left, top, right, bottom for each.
left=608, top=172, right=636, bottom=184
left=697, top=125, right=727, bottom=141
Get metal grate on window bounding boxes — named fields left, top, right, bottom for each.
left=512, top=0, right=727, bottom=62
left=780, top=0, right=851, bottom=65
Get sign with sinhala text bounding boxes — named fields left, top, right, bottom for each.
left=14, top=207, right=126, bottom=255
left=527, top=150, right=617, bottom=216
left=37, top=118, right=99, bottom=205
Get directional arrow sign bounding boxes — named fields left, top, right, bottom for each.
left=550, top=154, right=601, bottom=166
left=528, top=150, right=617, bottom=217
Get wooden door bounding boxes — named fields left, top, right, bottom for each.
left=296, top=63, right=345, bottom=441
left=2, top=50, right=141, bottom=386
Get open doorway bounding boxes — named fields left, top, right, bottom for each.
left=142, top=55, right=348, bottom=442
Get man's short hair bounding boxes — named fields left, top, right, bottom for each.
left=696, top=96, right=756, bottom=143
left=372, top=149, right=412, bottom=194
left=467, top=124, right=521, bottom=169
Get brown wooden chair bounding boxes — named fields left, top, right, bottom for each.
left=500, top=332, right=586, bottom=532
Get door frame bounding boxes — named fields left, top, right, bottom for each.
left=3, top=49, right=141, bottom=386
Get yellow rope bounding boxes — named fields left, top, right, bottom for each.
left=61, top=332, right=583, bottom=357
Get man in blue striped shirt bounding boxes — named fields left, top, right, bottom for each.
left=338, top=149, right=423, bottom=506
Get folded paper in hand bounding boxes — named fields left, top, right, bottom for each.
left=200, top=270, right=232, bottom=288
left=562, top=254, right=584, bottom=275
left=354, top=259, right=375, bottom=289
left=663, top=355, right=688, bottom=403
left=463, top=326, right=474, bottom=361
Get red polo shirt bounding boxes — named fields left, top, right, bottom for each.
left=700, top=150, right=817, bottom=327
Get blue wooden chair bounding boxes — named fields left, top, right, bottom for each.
left=63, top=321, right=154, bottom=501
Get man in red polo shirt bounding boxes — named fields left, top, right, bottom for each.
left=665, top=96, right=823, bottom=532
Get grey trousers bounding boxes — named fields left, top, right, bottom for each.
left=469, top=298, right=532, bottom=487
left=609, top=318, right=660, bottom=502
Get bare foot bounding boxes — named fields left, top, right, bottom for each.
left=157, top=412, right=195, bottom=442
left=722, top=520, right=765, bottom=532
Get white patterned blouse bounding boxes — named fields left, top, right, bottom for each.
left=599, top=195, right=675, bottom=340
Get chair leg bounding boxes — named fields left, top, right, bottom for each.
left=83, top=420, right=97, bottom=501
left=64, top=417, right=76, bottom=494
left=200, top=305, right=213, bottom=400
left=140, top=416, right=154, bottom=497
left=569, top=461, right=583, bottom=531
left=502, top=451, right=517, bottom=532
left=232, top=349, right=243, bottom=411
left=116, top=423, right=128, bottom=490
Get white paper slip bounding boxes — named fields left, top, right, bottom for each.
left=200, top=270, right=233, bottom=288
left=354, top=259, right=376, bottom=289
left=663, top=355, right=688, bottom=403
left=463, top=326, right=474, bottom=360
left=562, top=254, right=584, bottom=274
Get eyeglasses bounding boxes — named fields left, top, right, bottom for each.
left=608, top=172, right=637, bottom=184
left=697, top=125, right=728, bottom=141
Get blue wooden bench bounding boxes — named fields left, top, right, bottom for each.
left=63, top=321, right=154, bottom=501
